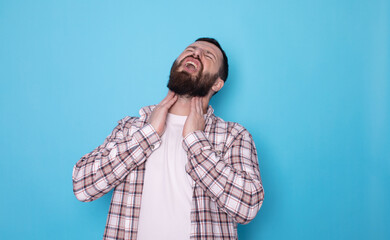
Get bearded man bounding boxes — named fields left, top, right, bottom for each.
left=72, top=37, right=264, bottom=240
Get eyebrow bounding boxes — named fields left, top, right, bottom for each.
left=186, top=46, right=217, bottom=60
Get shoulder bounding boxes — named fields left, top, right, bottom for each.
left=211, top=115, right=254, bottom=140
left=115, top=105, right=155, bottom=131
left=208, top=115, right=257, bottom=157
left=117, top=116, right=139, bottom=127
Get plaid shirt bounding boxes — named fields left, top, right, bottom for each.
left=73, top=105, right=264, bottom=240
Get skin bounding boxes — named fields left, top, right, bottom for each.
left=149, top=41, right=225, bottom=137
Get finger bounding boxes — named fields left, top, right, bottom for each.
left=165, top=94, right=178, bottom=108
left=194, top=97, right=199, bottom=113
left=198, top=97, right=204, bottom=115
left=159, top=91, right=175, bottom=106
left=190, top=97, right=196, bottom=114
left=195, top=97, right=202, bottom=115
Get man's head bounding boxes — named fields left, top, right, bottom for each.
left=167, top=37, right=229, bottom=97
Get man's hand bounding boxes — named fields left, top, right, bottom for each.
left=183, top=97, right=206, bottom=137
left=149, top=91, right=178, bottom=136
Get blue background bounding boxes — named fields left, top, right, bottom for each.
left=0, top=0, right=389, bottom=239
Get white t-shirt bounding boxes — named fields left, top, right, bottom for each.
left=137, top=113, right=194, bottom=240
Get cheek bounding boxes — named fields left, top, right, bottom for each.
left=177, top=55, right=189, bottom=65
left=204, top=62, right=218, bottom=74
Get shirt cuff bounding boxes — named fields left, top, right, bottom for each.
left=182, top=130, right=212, bottom=155
left=133, top=123, right=161, bottom=152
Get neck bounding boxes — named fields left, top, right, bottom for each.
left=168, top=95, right=210, bottom=116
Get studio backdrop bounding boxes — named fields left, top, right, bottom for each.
left=0, top=0, right=389, bottom=239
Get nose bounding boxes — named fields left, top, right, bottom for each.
left=192, top=48, right=203, bottom=58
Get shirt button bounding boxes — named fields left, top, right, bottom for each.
left=216, top=150, right=222, bottom=155
left=151, top=145, right=155, bottom=150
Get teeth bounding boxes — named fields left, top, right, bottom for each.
left=186, top=61, right=197, bottom=69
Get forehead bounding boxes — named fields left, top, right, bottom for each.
left=185, top=41, right=223, bottom=60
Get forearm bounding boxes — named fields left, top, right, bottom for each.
left=72, top=122, right=160, bottom=202
left=183, top=130, right=264, bottom=224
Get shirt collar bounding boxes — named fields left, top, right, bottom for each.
left=139, top=104, right=215, bottom=123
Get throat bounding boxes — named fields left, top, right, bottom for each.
left=168, top=97, right=192, bottom=116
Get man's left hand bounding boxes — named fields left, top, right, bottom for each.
left=183, top=97, right=206, bottom=137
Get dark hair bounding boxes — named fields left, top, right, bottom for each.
left=195, top=37, right=229, bottom=82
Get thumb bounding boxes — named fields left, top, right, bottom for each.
left=165, top=94, right=178, bottom=109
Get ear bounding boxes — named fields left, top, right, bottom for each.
left=212, top=78, right=225, bottom=93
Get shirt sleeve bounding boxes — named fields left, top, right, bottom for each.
left=72, top=118, right=161, bottom=202
left=182, top=129, right=264, bottom=224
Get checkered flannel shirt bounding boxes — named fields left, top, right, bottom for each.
left=72, top=105, right=264, bottom=240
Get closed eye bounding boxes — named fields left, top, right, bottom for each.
left=205, top=50, right=216, bottom=61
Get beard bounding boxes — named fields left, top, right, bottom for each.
left=167, top=57, right=218, bottom=97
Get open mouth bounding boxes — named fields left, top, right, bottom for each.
left=183, top=57, right=201, bottom=73
left=185, top=61, right=197, bottom=70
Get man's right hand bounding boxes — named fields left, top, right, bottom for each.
left=148, top=91, right=178, bottom=136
